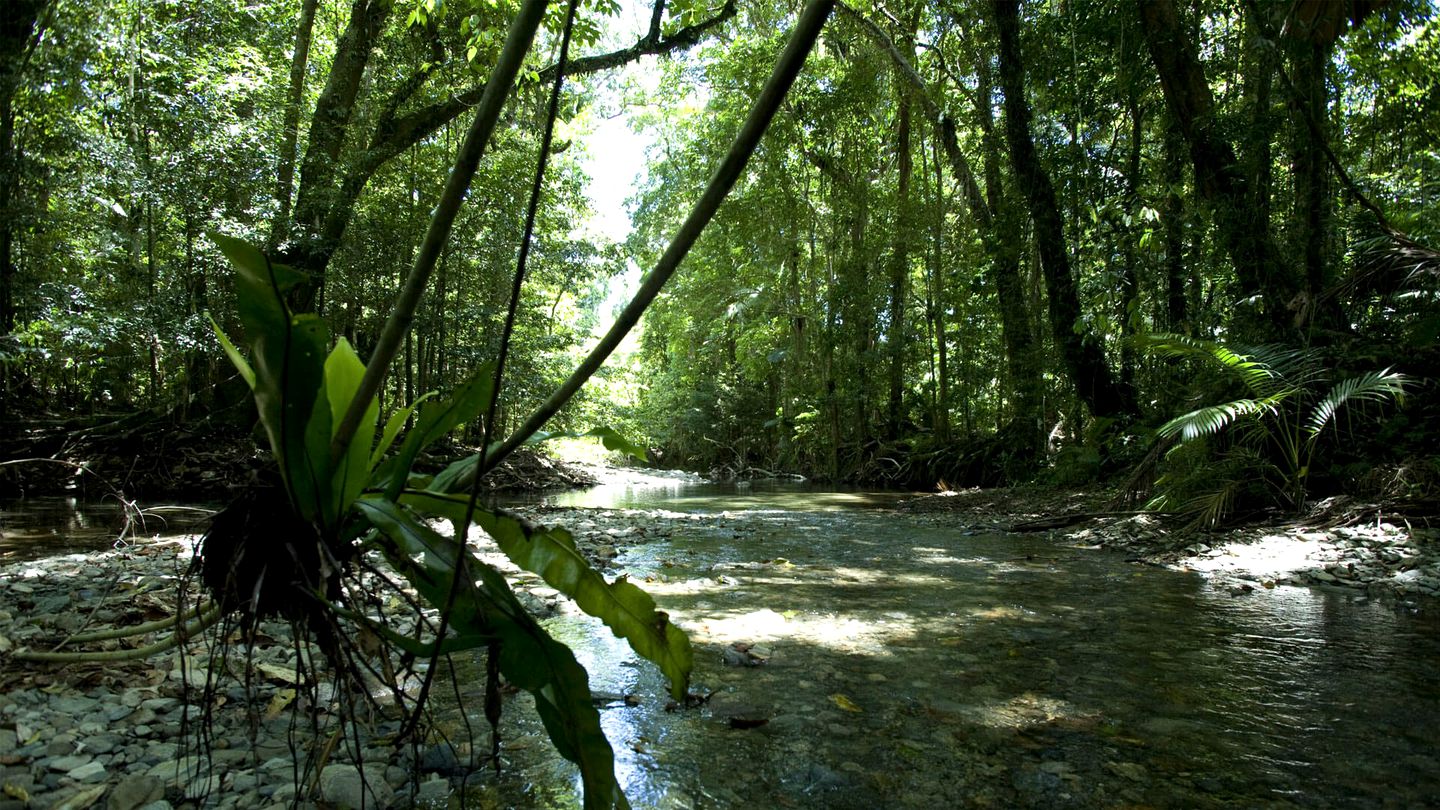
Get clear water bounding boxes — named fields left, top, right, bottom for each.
left=11, top=487, right=1437, bottom=807
left=0, top=497, right=215, bottom=562
left=450, top=481, right=1440, bottom=808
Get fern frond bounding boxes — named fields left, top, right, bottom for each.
left=1305, top=369, right=1411, bottom=437
left=1157, top=397, right=1283, bottom=442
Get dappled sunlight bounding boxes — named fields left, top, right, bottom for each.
left=1180, top=533, right=1332, bottom=580
left=683, top=606, right=922, bottom=655
left=959, top=692, right=1081, bottom=731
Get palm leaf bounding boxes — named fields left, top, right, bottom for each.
left=1136, top=333, right=1287, bottom=396
left=1306, top=369, right=1410, bottom=437
left=1157, top=396, right=1283, bottom=442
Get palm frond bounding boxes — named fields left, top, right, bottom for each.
left=1158, top=396, right=1285, bottom=442
left=1338, top=230, right=1440, bottom=302
left=1137, top=333, right=1288, bottom=396
left=1305, top=369, right=1411, bottom=437
left=1185, top=478, right=1241, bottom=530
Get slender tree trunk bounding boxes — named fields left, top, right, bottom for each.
left=930, top=132, right=950, bottom=442
left=973, top=52, right=1045, bottom=452
left=886, top=55, right=912, bottom=440
left=1161, top=110, right=1189, bottom=333
left=268, top=0, right=320, bottom=250
left=0, top=0, right=48, bottom=340
left=1137, top=0, right=1301, bottom=337
left=1117, top=91, right=1143, bottom=392
left=1242, top=13, right=1277, bottom=238
left=991, top=0, right=1134, bottom=421
left=1289, top=37, right=1346, bottom=331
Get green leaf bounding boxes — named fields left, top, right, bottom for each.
left=527, top=426, right=649, bottom=463
left=371, top=393, right=434, bottom=472
left=324, top=339, right=378, bottom=521
left=355, top=499, right=630, bottom=809
left=208, top=314, right=254, bottom=389
left=378, top=363, right=495, bottom=500
left=210, top=233, right=328, bottom=519
left=1305, top=369, right=1410, bottom=438
left=1157, top=396, right=1283, bottom=442
left=402, top=492, right=692, bottom=701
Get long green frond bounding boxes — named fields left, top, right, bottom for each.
left=1306, top=369, right=1411, bottom=437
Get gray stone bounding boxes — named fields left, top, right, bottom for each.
left=137, top=699, right=178, bottom=714
left=50, top=697, right=98, bottom=715
left=46, top=755, right=92, bottom=772
left=80, top=735, right=121, bottom=755
left=107, top=774, right=163, bottom=810
left=227, top=771, right=258, bottom=792
left=144, top=756, right=205, bottom=786
left=134, top=803, right=172, bottom=810
left=66, top=761, right=107, bottom=783
left=319, top=764, right=394, bottom=810
left=415, top=777, right=449, bottom=803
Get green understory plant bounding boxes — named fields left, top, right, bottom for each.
left=1142, top=333, right=1411, bottom=526
left=206, top=233, right=688, bottom=808
left=187, top=2, right=838, bottom=807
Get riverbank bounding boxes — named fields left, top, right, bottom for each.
left=898, top=485, right=1440, bottom=611
left=3, top=475, right=1439, bottom=809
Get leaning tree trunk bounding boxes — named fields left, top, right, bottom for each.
left=991, top=0, right=1135, bottom=421
left=1137, top=0, right=1301, bottom=338
left=268, top=0, right=320, bottom=251
left=1, top=0, right=50, bottom=338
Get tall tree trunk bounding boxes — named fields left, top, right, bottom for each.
left=0, top=0, right=48, bottom=339
left=1161, top=110, right=1189, bottom=333
left=929, top=131, right=950, bottom=442
left=268, top=0, right=320, bottom=250
left=1289, top=36, right=1346, bottom=331
left=886, top=46, right=913, bottom=440
left=972, top=56, right=1044, bottom=454
left=991, top=0, right=1134, bottom=421
left=1117, top=91, right=1143, bottom=392
left=836, top=2, right=1045, bottom=455
left=1137, top=0, right=1301, bottom=337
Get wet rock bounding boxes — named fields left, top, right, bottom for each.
left=66, top=761, right=106, bottom=783
left=106, top=775, right=163, bottom=810
left=319, top=764, right=393, bottom=809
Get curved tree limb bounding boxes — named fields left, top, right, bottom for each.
left=329, top=1, right=549, bottom=467
left=450, top=0, right=838, bottom=490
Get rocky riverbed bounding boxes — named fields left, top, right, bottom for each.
left=900, top=486, right=1440, bottom=610
left=3, top=481, right=1438, bottom=809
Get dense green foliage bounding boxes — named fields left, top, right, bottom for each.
left=2, top=0, right=1438, bottom=498
left=616, top=0, right=1439, bottom=490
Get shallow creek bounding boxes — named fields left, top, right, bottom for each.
left=5, top=485, right=1438, bottom=808
left=459, top=480, right=1440, bottom=808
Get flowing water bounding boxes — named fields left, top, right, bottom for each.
left=7, top=486, right=1438, bottom=807
left=460, top=479, right=1440, bottom=808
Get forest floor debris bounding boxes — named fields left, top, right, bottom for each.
left=899, top=485, right=1440, bottom=610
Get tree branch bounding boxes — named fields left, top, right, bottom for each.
left=449, top=0, right=836, bottom=490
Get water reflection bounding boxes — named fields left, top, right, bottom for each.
left=534, top=479, right=915, bottom=512
left=0, top=498, right=215, bottom=562
left=458, top=485, right=1440, bottom=808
